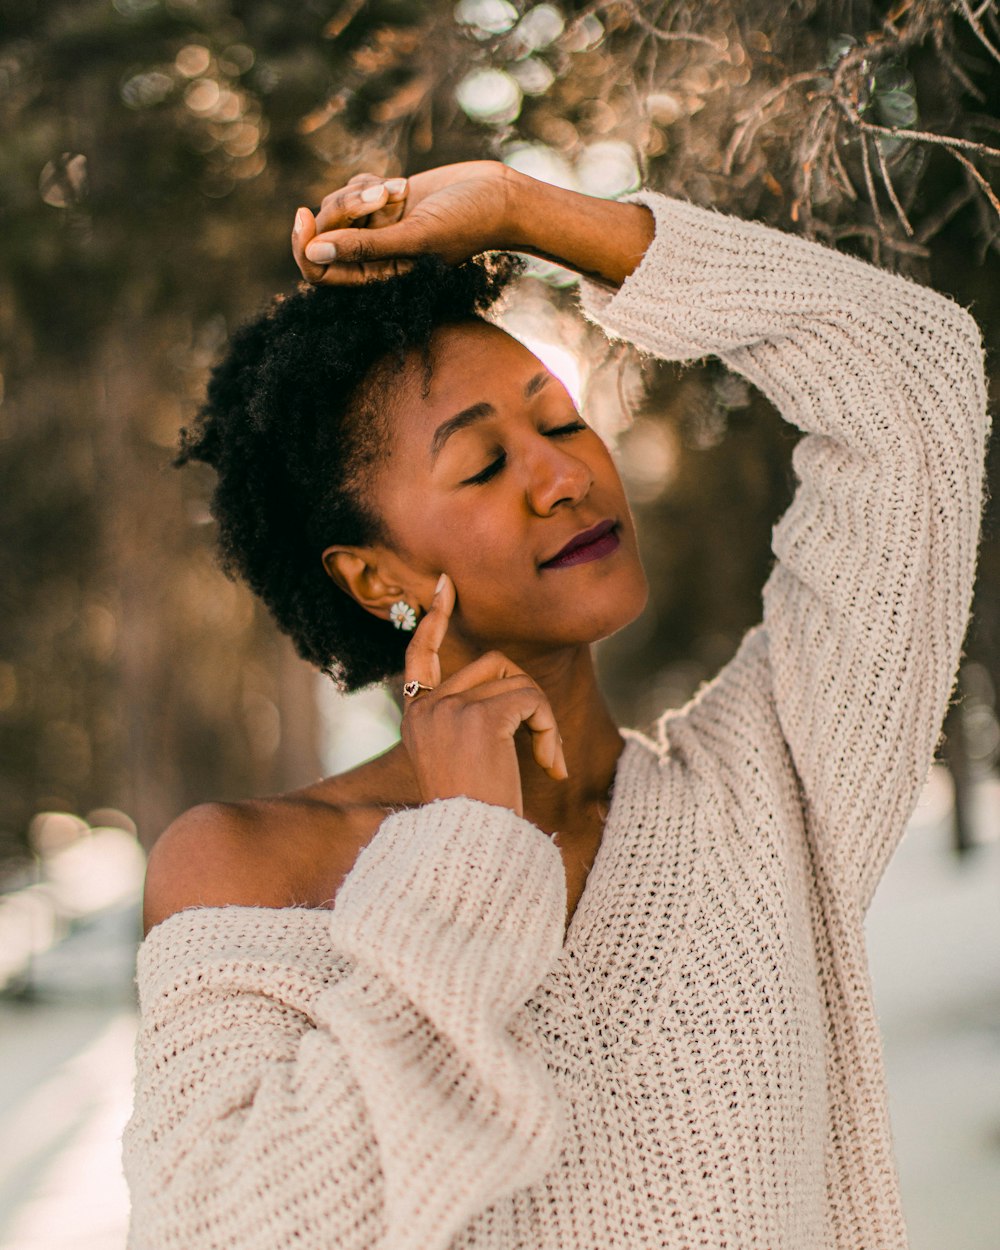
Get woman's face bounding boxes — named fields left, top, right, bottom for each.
left=368, top=319, right=649, bottom=662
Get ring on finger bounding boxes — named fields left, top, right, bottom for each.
left=403, top=680, right=434, bottom=700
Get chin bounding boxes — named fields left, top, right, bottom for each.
left=586, top=580, right=650, bottom=643
left=555, top=566, right=650, bottom=646
left=458, top=561, right=649, bottom=654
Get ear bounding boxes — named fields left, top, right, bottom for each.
left=321, top=545, right=407, bottom=623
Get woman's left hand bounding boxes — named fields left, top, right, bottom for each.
left=292, top=160, right=517, bottom=286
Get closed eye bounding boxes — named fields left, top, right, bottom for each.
left=460, top=421, right=587, bottom=487
left=462, top=452, right=506, bottom=486
left=544, top=421, right=587, bottom=438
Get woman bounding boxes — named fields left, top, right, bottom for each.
left=123, top=160, right=990, bottom=1250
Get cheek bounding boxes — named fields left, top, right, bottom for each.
left=593, top=440, right=629, bottom=500
left=429, top=503, right=538, bottom=632
left=437, top=506, right=524, bottom=598
left=386, top=491, right=516, bottom=591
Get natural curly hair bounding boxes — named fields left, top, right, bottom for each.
left=176, top=251, right=525, bottom=690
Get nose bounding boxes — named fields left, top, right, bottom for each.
left=525, top=437, right=593, bottom=517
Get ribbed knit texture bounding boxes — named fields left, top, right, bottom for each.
left=123, top=192, right=991, bottom=1250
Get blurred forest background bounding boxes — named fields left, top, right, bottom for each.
left=1, top=0, right=998, bottom=862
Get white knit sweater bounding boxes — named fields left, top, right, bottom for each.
left=123, top=192, right=990, bottom=1250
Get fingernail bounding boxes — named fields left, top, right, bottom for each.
left=385, top=177, right=407, bottom=194
left=293, top=207, right=307, bottom=235
left=306, top=242, right=336, bottom=262
left=361, top=183, right=385, bottom=202
left=435, top=573, right=447, bottom=596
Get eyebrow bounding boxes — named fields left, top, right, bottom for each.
left=430, top=370, right=551, bottom=461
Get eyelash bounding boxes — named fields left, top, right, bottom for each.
left=462, top=421, right=587, bottom=486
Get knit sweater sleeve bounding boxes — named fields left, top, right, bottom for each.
left=122, top=798, right=566, bottom=1250
left=579, top=191, right=990, bottom=909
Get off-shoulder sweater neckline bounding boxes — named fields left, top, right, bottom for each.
left=142, top=728, right=660, bottom=956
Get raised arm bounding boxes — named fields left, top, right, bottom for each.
left=125, top=799, right=566, bottom=1250
left=574, top=192, right=991, bottom=911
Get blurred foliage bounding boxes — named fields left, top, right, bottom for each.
left=0, top=0, right=997, bottom=860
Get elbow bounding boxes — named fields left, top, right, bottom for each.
left=926, top=298, right=990, bottom=443
left=951, top=303, right=989, bottom=425
left=881, top=294, right=991, bottom=475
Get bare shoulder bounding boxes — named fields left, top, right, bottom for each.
left=142, top=800, right=279, bottom=936
left=142, top=749, right=414, bottom=937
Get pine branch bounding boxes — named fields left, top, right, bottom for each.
left=873, top=135, right=916, bottom=235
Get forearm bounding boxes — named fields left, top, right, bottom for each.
left=505, top=167, right=655, bottom=288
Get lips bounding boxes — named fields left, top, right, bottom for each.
left=540, top=519, right=620, bottom=570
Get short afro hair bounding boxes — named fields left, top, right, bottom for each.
left=176, top=251, right=525, bottom=690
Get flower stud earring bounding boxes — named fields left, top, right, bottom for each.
left=389, top=600, right=418, bottom=632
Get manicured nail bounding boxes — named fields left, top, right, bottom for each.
left=435, top=573, right=447, bottom=595
left=361, top=183, right=385, bottom=202
left=385, top=177, right=407, bottom=194
left=293, top=207, right=307, bottom=235
left=306, top=242, right=336, bottom=262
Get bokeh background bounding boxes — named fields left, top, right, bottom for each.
left=1, top=2, right=998, bottom=1247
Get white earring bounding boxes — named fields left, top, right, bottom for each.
left=389, top=600, right=418, bottom=632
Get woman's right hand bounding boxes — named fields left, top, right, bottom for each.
left=401, top=575, right=568, bottom=818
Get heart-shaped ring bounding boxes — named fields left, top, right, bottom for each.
left=403, top=680, right=434, bottom=700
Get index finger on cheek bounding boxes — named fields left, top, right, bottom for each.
left=404, top=576, right=454, bottom=668
left=432, top=573, right=455, bottom=618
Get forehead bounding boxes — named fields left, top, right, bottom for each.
left=389, top=321, right=545, bottom=440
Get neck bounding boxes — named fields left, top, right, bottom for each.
left=531, top=644, right=623, bottom=815
left=456, top=640, right=624, bottom=832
